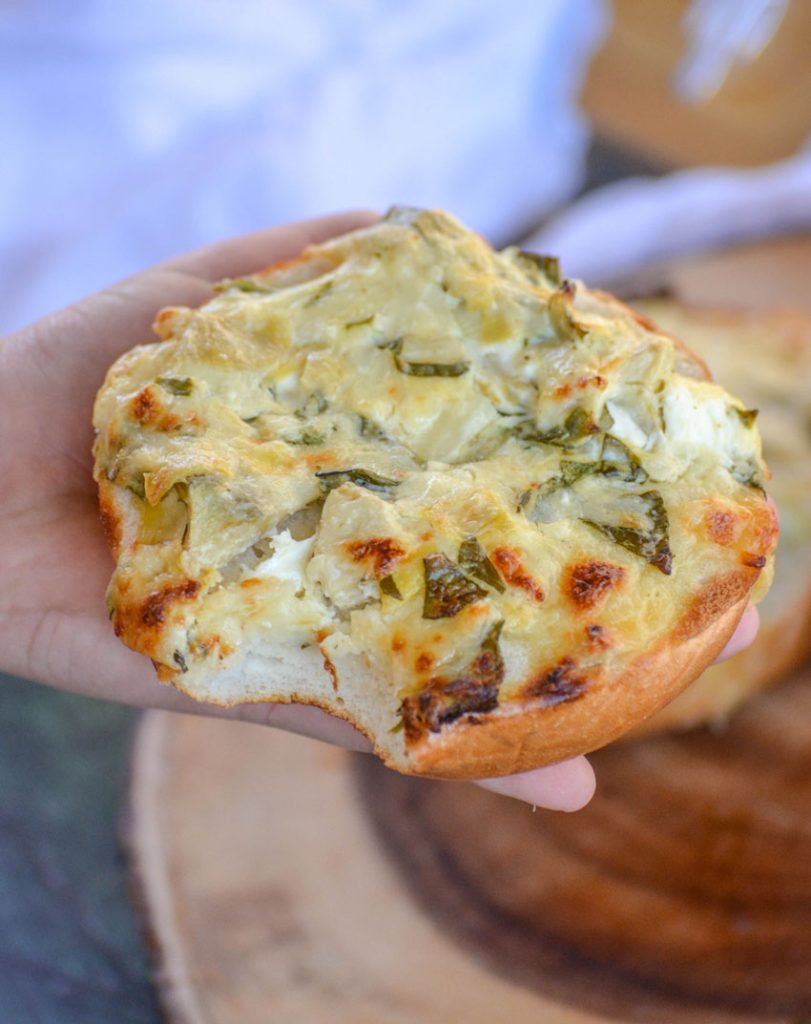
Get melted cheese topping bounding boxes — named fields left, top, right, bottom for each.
left=93, top=208, right=775, bottom=739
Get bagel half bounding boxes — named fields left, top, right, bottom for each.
left=93, top=208, right=777, bottom=778
left=631, top=300, right=811, bottom=734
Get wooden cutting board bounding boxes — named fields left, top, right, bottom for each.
left=126, top=236, right=811, bottom=1024
left=127, top=668, right=811, bottom=1024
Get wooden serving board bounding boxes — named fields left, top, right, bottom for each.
left=127, top=668, right=811, bottom=1024
left=126, top=236, right=811, bottom=1023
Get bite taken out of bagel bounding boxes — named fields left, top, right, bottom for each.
left=92, top=208, right=777, bottom=778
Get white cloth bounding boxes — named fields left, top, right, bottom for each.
left=0, top=0, right=606, bottom=333
left=526, top=142, right=811, bottom=285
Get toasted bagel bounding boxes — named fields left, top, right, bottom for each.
left=93, top=209, right=776, bottom=777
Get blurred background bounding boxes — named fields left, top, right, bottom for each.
left=2, top=1, right=811, bottom=1020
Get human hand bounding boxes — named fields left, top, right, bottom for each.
left=0, top=212, right=757, bottom=812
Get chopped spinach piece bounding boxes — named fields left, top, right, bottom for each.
left=522, top=464, right=595, bottom=520
left=734, top=407, right=759, bottom=428
left=380, top=575, right=403, bottom=600
left=285, top=429, right=325, bottom=446
left=396, top=358, right=470, bottom=378
left=422, top=553, right=486, bottom=619
left=513, top=407, right=599, bottom=448
left=125, top=474, right=146, bottom=500
left=399, top=619, right=504, bottom=740
left=345, top=316, right=375, bottom=329
left=560, top=459, right=600, bottom=487
left=599, top=435, right=648, bottom=483
left=214, top=276, right=271, bottom=293
left=582, top=490, right=673, bottom=575
left=517, top=250, right=561, bottom=286
left=157, top=376, right=193, bottom=396
left=358, top=415, right=388, bottom=440
left=315, top=468, right=400, bottom=496
left=731, top=462, right=765, bottom=493
left=388, top=337, right=469, bottom=378
left=458, top=537, right=505, bottom=593
left=294, top=392, right=328, bottom=419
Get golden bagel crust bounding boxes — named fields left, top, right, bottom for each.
left=631, top=301, right=811, bottom=734
left=92, top=208, right=777, bottom=777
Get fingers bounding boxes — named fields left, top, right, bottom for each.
left=475, top=756, right=596, bottom=811
left=239, top=701, right=596, bottom=811
left=231, top=699, right=373, bottom=752
left=58, top=209, right=380, bottom=352
left=713, top=602, right=759, bottom=664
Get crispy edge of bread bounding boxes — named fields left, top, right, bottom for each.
left=626, top=298, right=811, bottom=735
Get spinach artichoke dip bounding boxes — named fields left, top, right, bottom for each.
left=93, top=208, right=777, bottom=778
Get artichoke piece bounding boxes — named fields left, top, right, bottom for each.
left=315, top=468, right=400, bottom=496
left=548, top=281, right=588, bottom=342
left=157, top=376, right=193, bottom=396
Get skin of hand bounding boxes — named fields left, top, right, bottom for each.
left=0, top=211, right=759, bottom=812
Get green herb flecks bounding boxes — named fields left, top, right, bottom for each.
left=458, top=537, right=505, bottom=593
left=582, top=490, right=673, bottom=575
left=422, top=553, right=486, bottom=619
left=345, top=316, right=375, bottom=329
left=157, top=377, right=193, bottom=396
left=315, top=468, right=400, bottom=496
